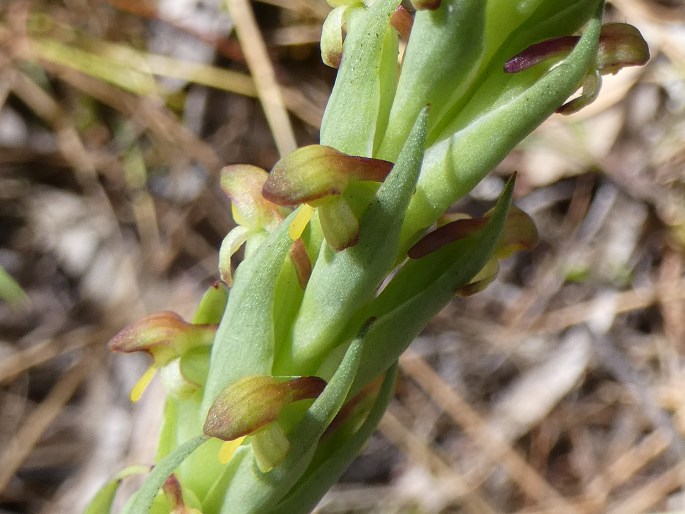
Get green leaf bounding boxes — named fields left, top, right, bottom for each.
left=378, top=0, right=487, bottom=161
left=84, top=465, right=149, bottom=514
left=155, top=393, right=226, bottom=503
left=285, top=107, right=430, bottom=373
left=202, top=211, right=296, bottom=416
left=401, top=1, right=603, bottom=243
left=320, top=0, right=401, bottom=156
left=200, top=444, right=252, bottom=513
left=121, top=436, right=209, bottom=514
left=351, top=175, right=516, bottom=393
left=272, top=364, right=397, bottom=514
left=372, top=21, right=400, bottom=154
left=192, top=281, right=229, bottom=325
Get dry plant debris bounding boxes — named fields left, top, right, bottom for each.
left=0, top=0, right=684, bottom=513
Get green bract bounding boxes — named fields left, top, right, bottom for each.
left=90, top=1, right=649, bottom=512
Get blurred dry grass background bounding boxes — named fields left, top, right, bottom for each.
left=0, top=1, right=684, bottom=513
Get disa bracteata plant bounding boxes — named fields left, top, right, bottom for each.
left=88, top=1, right=648, bottom=512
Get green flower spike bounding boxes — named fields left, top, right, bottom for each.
left=108, top=311, right=217, bottom=401
left=505, top=22, right=650, bottom=114
left=262, top=145, right=393, bottom=251
left=93, top=3, right=653, bottom=513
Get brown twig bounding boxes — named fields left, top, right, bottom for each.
left=0, top=355, right=92, bottom=493
left=226, top=0, right=297, bottom=157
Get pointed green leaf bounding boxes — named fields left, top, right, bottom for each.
left=122, top=436, right=209, bottom=514
left=193, top=281, right=229, bottom=325
left=286, top=107, right=429, bottom=373
left=320, top=0, right=401, bottom=156
left=202, top=212, right=296, bottom=416
left=84, top=466, right=149, bottom=514
left=401, top=4, right=603, bottom=243
left=378, top=0, right=487, bottom=161
left=352, top=175, right=516, bottom=393
left=272, top=365, right=397, bottom=514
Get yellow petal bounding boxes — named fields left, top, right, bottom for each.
left=130, top=366, right=158, bottom=402
left=288, top=204, right=315, bottom=240
left=219, top=437, right=244, bottom=464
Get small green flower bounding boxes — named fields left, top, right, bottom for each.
left=108, top=311, right=217, bottom=401
left=203, top=375, right=327, bottom=441
left=218, top=164, right=285, bottom=285
left=262, top=144, right=393, bottom=250
left=505, top=22, right=650, bottom=113
left=219, top=164, right=311, bottom=286
left=408, top=196, right=539, bottom=295
left=203, top=375, right=327, bottom=471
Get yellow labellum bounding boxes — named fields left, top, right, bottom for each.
left=219, top=438, right=245, bottom=464
left=288, top=204, right=315, bottom=240
left=129, top=366, right=158, bottom=402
